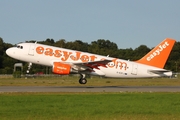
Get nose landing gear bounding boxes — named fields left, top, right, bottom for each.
left=26, top=62, right=32, bottom=73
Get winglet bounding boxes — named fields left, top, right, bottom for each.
left=136, top=38, right=176, bottom=68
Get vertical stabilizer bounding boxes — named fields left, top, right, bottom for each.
left=136, top=38, right=176, bottom=68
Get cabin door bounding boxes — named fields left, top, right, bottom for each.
left=28, top=44, right=35, bottom=56
left=131, top=64, right=138, bottom=75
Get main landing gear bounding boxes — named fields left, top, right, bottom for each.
left=79, top=74, right=87, bottom=84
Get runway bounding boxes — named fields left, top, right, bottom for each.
left=0, top=86, right=180, bottom=93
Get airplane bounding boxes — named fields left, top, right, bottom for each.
left=6, top=38, right=176, bottom=84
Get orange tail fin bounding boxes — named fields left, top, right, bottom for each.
left=136, top=38, right=176, bottom=68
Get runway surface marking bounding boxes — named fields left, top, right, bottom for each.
left=0, top=86, right=180, bottom=92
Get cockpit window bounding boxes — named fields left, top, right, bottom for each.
left=16, top=45, right=23, bottom=49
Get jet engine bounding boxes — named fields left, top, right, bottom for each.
left=53, top=62, right=71, bottom=75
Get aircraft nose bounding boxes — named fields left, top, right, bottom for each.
left=6, top=48, right=15, bottom=57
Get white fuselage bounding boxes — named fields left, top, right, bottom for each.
left=6, top=43, right=172, bottom=78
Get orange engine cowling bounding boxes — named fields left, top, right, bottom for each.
left=53, top=62, right=71, bottom=75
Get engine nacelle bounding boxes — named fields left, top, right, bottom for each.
left=53, top=62, right=71, bottom=75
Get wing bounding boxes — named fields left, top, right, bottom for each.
left=71, top=59, right=112, bottom=72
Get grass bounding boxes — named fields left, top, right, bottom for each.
left=0, top=75, right=180, bottom=120
left=0, top=93, right=180, bottom=120
left=0, top=75, right=180, bottom=86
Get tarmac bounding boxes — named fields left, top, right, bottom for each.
left=0, top=86, right=180, bottom=93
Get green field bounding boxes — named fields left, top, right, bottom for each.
left=0, top=76, right=180, bottom=120
left=0, top=93, right=180, bottom=120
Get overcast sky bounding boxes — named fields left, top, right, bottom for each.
left=0, top=0, right=180, bottom=49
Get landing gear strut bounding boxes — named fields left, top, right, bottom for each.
left=79, top=74, right=87, bottom=84
left=26, top=62, right=32, bottom=74
left=25, top=63, right=33, bottom=79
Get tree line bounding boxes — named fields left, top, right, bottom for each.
left=0, top=37, right=180, bottom=74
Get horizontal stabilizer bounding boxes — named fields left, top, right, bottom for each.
left=148, top=69, right=171, bottom=74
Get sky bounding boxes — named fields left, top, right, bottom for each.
left=0, top=0, right=180, bottom=49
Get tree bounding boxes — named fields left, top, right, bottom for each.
left=88, top=39, right=118, bottom=56
left=40, top=38, right=55, bottom=45
left=0, top=38, right=4, bottom=68
left=66, top=40, right=89, bottom=52
left=133, top=45, right=151, bottom=60
left=0, top=37, right=4, bottom=55
left=55, top=39, right=66, bottom=48
left=165, top=42, right=180, bottom=71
